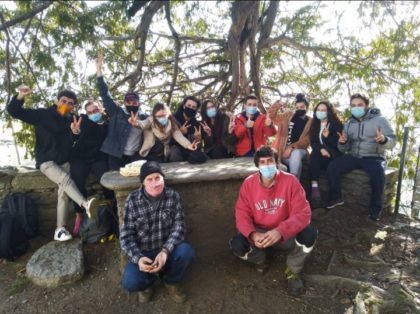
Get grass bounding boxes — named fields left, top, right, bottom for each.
left=7, top=276, right=29, bottom=296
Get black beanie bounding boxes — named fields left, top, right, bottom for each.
left=140, top=161, right=165, bottom=183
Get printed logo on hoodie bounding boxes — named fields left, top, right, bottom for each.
left=255, top=197, right=285, bottom=214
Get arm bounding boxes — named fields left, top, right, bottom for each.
left=96, top=77, right=120, bottom=117
left=338, top=123, right=350, bottom=153
left=7, top=95, right=42, bottom=125
left=233, top=116, right=248, bottom=139
left=378, top=117, right=396, bottom=150
left=132, top=116, right=152, bottom=130
left=262, top=115, right=276, bottom=137
left=162, top=192, right=186, bottom=254
left=235, top=182, right=256, bottom=239
left=173, top=129, right=193, bottom=149
left=276, top=178, right=311, bottom=242
left=291, top=118, right=311, bottom=149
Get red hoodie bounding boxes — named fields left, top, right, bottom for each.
left=235, top=170, right=311, bottom=243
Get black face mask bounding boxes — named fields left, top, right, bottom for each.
left=126, top=105, right=139, bottom=114
left=295, top=109, right=306, bottom=117
left=184, top=107, right=197, bottom=118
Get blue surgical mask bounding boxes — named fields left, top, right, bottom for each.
left=156, top=116, right=168, bottom=126
left=207, top=107, right=217, bottom=118
left=88, top=112, right=103, bottom=123
left=315, top=111, right=327, bottom=121
left=246, top=106, right=258, bottom=115
left=351, top=107, right=366, bottom=119
left=259, top=164, right=277, bottom=180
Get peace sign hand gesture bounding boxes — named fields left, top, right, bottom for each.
left=337, top=131, right=348, bottom=144
left=128, top=111, right=138, bottom=127
left=322, top=123, right=330, bottom=138
left=200, top=121, right=211, bottom=137
left=193, top=125, right=202, bottom=141
left=180, top=121, right=190, bottom=135
left=375, top=127, right=386, bottom=144
left=71, top=116, right=82, bottom=134
left=187, top=139, right=200, bottom=151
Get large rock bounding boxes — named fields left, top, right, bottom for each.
left=26, top=240, right=85, bottom=287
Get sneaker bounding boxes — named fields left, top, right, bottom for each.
left=73, top=213, right=83, bottom=237
left=284, top=267, right=304, bottom=296
left=138, top=287, right=153, bottom=303
left=84, top=198, right=100, bottom=219
left=54, top=227, right=73, bottom=241
left=165, top=284, right=187, bottom=303
left=326, top=199, right=344, bottom=209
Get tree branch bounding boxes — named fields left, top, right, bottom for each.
left=0, top=1, right=53, bottom=31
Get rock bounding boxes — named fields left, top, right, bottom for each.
left=26, top=240, right=84, bottom=287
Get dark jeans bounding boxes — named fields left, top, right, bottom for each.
left=121, top=242, right=195, bottom=292
left=309, top=149, right=333, bottom=181
left=70, top=159, right=115, bottom=213
left=327, top=154, right=386, bottom=215
left=206, top=145, right=228, bottom=159
left=108, top=154, right=142, bottom=171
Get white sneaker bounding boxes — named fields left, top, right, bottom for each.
left=85, top=197, right=99, bottom=219
left=54, top=227, right=73, bottom=241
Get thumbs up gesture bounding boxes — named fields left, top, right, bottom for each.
left=337, top=131, right=348, bottom=144
left=246, top=117, right=254, bottom=128
left=375, top=127, right=386, bottom=144
left=71, top=116, right=82, bottom=134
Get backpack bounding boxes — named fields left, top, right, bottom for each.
left=79, top=204, right=119, bottom=244
left=1, top=192, right=39, bottom=238
left=0, top=212, right=29, bottom=260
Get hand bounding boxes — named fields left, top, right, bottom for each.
left=70, top=116, right=82, bottom=134
left=250, top=232, right=267, bottom=248
left=149, top=251, right=168, bottom=273
left=200, top=121, right=211, bottom=137
left=282, top=146, right=293, bottom=159
left=228, top=115, right=235, bottom=134
left=193, top=125, right=202, bottom=141
left=265, top=115, right=272, bottom=127
left=96, top=53, right=103, bottom=76
left=138, top=256, right=155, bottom=272
left=320, top=148, right=331, bottom=158
left=271, top=100, right=288, bottom=112
left=322, top=123, right=330, bottom=138
left=375, top=127, right=386, bottom=144
left=337, top=131, right=348, bottom=144
left=187, top=139, right=200, bottom=151
left=180, top=121, right=191, bottom=135
left=128, top=111, right=138, bottom=127
left=259, top=230, right=282, bottom=248
left=246, top=117, right=254, bottom=128
left=17, top=85, right=31, bottom=100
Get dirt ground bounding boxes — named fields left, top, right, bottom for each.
left=0, top=205, right=419, bottom=314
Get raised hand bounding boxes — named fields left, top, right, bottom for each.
left=265, top=115, right=272, bottom=127
left=228, top=115, right=235, bottom=134
left=96, top=53, right=103, bottom=76
left=17, top=85, right=32, bottom=100
left=193, top=125, right=202, bottom=141
left=71, top=116, right=82, bottom=134
left=200, top=121, right=211, bottom=137
left=187, top=139, right=200, bottom=151
left=246, top=117, right=254, bottom=128
left=128, top=111, right=138, bottom=127
left=375, top=127, right=386, bottom=143
left=337, top=131, right=348, bottom=144
left=322, top=123, right=330, bottom=138
left=180, top=121, right=190, bottom=135
left=320, top=148, right=331, bottom=158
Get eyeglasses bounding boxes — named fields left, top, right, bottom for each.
left=86, top=108, right=100, bottom=115
left=60, top=99, right=75, bottom=106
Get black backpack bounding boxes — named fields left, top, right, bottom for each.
left=0, top=212, right=29, bottom=260
left=1, top=192, right=39, bottom=238
left=79, top=204, right=119, bottom=244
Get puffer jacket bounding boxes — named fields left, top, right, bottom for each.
left=339, top=108, right=395, bottom=158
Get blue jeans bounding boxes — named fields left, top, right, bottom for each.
left=327, top=154, right=386, bottom=216
left=121, top=242, right=195, bottom=292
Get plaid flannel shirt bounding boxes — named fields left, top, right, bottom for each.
left=120, top=187, right=186, bottom=264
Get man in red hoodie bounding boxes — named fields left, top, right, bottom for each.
left=229, top=146, right=317, bottom=296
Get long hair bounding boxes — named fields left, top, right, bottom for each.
left=309, top=101, right=343, bottom=142
left=152, top=102, right=178, bottom=132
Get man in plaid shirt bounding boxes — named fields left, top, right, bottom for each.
left=120, top=161, right=195, bottom=303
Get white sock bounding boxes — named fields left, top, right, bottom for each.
left=312, top=182, right=318, bottom=188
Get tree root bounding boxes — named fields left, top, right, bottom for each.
left=343, top=255, right=387, bottom=270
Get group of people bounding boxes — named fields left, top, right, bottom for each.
left=7, top=54, right=396, bottom=301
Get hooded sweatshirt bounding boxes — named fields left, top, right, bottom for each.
left=235, top=170, right=311, bottom=243
left=339, top=108, right=396, bottom=158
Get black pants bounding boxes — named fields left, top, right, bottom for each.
left=309, top=148, right=333, bottom=181
left=70, top=159, right=115, bottom=213
left=327, top=154, right=386, bottom=216
left=108, top=154, right=142, bottom=171
left=206, top=145, right=228, bottom=159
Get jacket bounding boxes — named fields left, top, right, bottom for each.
left=310, top=120, right=343, bottom=158
left=339, top=108, right=396, bottom=158
left=7, top=95, right=73, bottom=168
left=233, top=111, right=276, bottom=156
left=235, top=171, right=311, bottom=243
left=97, top=76, right=148, bottom=158
left=202, top=112, right=236, bottom=156
left=268, top=107, right=312, bottom=157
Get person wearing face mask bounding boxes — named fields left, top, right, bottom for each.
left=128, top=102, right=199, bottom=162
left=95, top=54, right=148, bottom=170
left=268, top=93, right=312, bottom=179
left=233, top=95, right=276, bottom=157
left=307, top=101, right=343, bottom=208
left=7, top=86, right=100, bottom=242
left=120, top=161, right=195, bottom=303
left=229, top=147, right=317, bottom=296
left=69, top=100, right=116, bottom=236
left=326, top=94, right=396, bottom=221
left=200, top=100, right=236, bottom=159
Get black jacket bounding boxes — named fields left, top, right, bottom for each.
left=7, top=95, right=73, bottom=168
left=310, top=120, right=343, bottom=158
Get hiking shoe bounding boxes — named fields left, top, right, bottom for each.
left=326, top=199, right=344, bottom=209
left=54, top=227, right=72, bottom=241
left=284, top=267, right=304, bottom=296
left=85, top=197, right=100, bottom=219
left=138, top=287, right=153, bottom=303
left=165, top=284, right=187, bottom=303
left=73, top=213, right=83, bottom=237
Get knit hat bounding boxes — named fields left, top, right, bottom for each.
left=140, top=161, right=165, bottom=183
left=124, top=92, right=140, bottom=102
